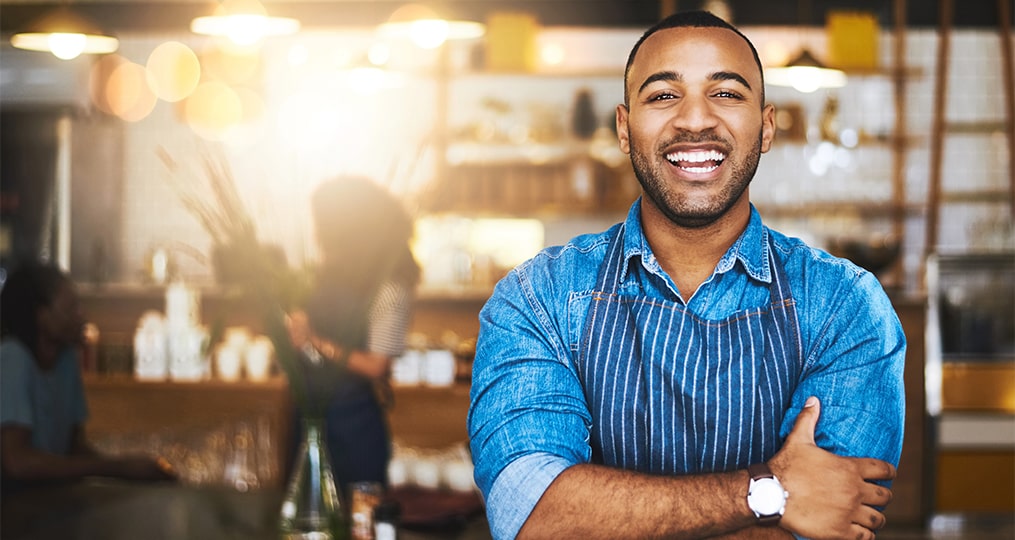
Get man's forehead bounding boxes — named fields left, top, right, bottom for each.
left=632, top=26, right=761, bottom=82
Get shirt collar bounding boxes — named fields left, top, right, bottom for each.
left=621, top=198, right=772, bottom=285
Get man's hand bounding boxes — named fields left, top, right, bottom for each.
left=110, top=455, right=179, bottom=482
left=771, top=397, right=895, bottom=540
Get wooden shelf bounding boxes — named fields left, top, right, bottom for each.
left=755, top=201, right=923, bottom=218
left=417, top=287, right=492, bottom=303
left=836, top=66, right=924, bottom=78
left=420, top=156, right=638, bottom=216
left=771, top=133, right=923, bottom=148
left=943, top=120, right=1010, bottom=134
left=941, top=190, right=1013, bottom=204
left=388, top=384, right=472, bottom=449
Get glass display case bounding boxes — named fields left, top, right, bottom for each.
left=926, top=251, right=1015, bottom=414
left=924, top=251, right=1014, bottom=513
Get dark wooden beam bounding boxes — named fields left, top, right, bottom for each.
left=0, top=0, right=1009, bottom=36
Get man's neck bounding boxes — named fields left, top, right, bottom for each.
left=640, top=198, right=751, bottom=300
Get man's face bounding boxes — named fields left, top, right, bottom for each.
left=38, top=280, right=85, bottom=347
left=617, top=26, right=775, bottom=229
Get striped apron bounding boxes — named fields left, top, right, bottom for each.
left=577, top=224, right=802, bottom=475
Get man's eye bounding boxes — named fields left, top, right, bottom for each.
left=650, top=92, right=677, bottom=101
left=714, top=90, right=743, bottom=99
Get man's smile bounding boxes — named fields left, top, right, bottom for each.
left=664, top=149, right=727, bottom=174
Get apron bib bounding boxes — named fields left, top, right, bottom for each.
left=577, top=224, right=802, bottom=475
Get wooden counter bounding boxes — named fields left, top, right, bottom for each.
left=1, top=481, right=491, bottom=540
left=82, top=374, right=293, bottom=489
left=83, top=374, right=473, bottom=489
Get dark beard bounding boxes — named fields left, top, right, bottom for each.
left=630, top=128, right=763, bottom=229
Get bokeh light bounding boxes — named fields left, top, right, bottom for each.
left=378, top=3, right=483, bottom=50
left=761, top=41, right=791, bottom=69
left=201, top=45, right=261, bottom=85
left=184, top=81, right=243, bottom=140
left=106, top=60, right=158, bottom=122
left=89, top=53, right=128, bottom=115
left=539, top=42, right=566, bottom=67
left=146, top=41, right=201, bottom=102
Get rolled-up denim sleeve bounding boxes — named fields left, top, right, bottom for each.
left=485, top=453, right=573, bottom=538
left=783, top=269, right=907, bottom=473
left=468, top=262, right=594, bottom=539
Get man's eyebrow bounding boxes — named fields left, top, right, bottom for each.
left=636, top=70, right=753, bottom=95
left=637, top=71, right=680, bottom=95
left=711, top=71, right=752, bottom=91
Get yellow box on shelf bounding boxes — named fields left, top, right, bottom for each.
left=826, top=10, right=879, bottom=70
left=484, top=11, right=539, bottom=72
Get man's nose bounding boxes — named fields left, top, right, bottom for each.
left=672, top=94, right=719, bottom=132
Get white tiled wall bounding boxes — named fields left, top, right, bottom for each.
left=741, top=28, right=1011, bottom=292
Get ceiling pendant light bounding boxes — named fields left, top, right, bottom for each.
left=10, top=6, right=119, bottom=60
left=190, top=0, right=300, bottom=47
left=764, top=0, right=846, bottom=94
left=377, top=4, right=485, bottom=50
left=766, top=48, right=847, bottom=93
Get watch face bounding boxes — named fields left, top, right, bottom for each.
left=748, top=478, right=786, bottom=515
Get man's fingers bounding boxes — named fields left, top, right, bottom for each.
left=854, top=505, right=888, bottom=531
left=860, top=481, right=893, bottom=507
left=848, top=523, right=877, bottom=540
left=856, top=458, right=897, bottom=481
left=785, top=396, right=820, bottom=446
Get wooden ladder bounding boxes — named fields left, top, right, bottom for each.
left=924, top=0, right=1015, bottom=278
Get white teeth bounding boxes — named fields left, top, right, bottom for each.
left=666, top=150, right=726, bottom=164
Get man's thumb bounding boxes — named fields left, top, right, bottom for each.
left=786, top=396, right=820, bottom=446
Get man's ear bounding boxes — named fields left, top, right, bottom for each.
left=616, top=104, right=631, bottom=154
left=760, top=103, right=776, bottom=153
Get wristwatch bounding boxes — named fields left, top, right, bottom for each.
left=747, top=463, right=788, bottom=525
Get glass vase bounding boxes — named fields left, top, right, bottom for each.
left=278, top=418, right=349, bottom=540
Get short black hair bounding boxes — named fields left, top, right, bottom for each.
left=0, top=262, right=70, bottom=352
left=623, top=10, right=765, bottom=106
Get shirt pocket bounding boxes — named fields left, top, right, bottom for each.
left=566, top=291, right=597, bottom=354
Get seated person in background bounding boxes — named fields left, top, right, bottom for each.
left=1, top=262, right=176, bottom=492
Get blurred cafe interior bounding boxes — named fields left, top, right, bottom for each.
left=0, top=0, right=1012, bottom=538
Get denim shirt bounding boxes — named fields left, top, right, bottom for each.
left=467, top=199, right=906, bottom=539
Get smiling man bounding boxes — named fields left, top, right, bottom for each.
left=468, top=10, right=905, bottom=540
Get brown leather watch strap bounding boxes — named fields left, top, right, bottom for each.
left=757, top=510, right=782, bottom=526
left=748, top=462, right=774, bottom=479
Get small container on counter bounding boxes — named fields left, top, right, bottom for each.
left=350, top=481, right=383, bottom=540
left=134, top=311, right=168, bottom=381
left=244, top=336, right=273, bottom=381
left=422, top=349, right=456, bottom=387
left=215, top=343, right=244, bottom=381
left=373, top=499, right=401, bottom=540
